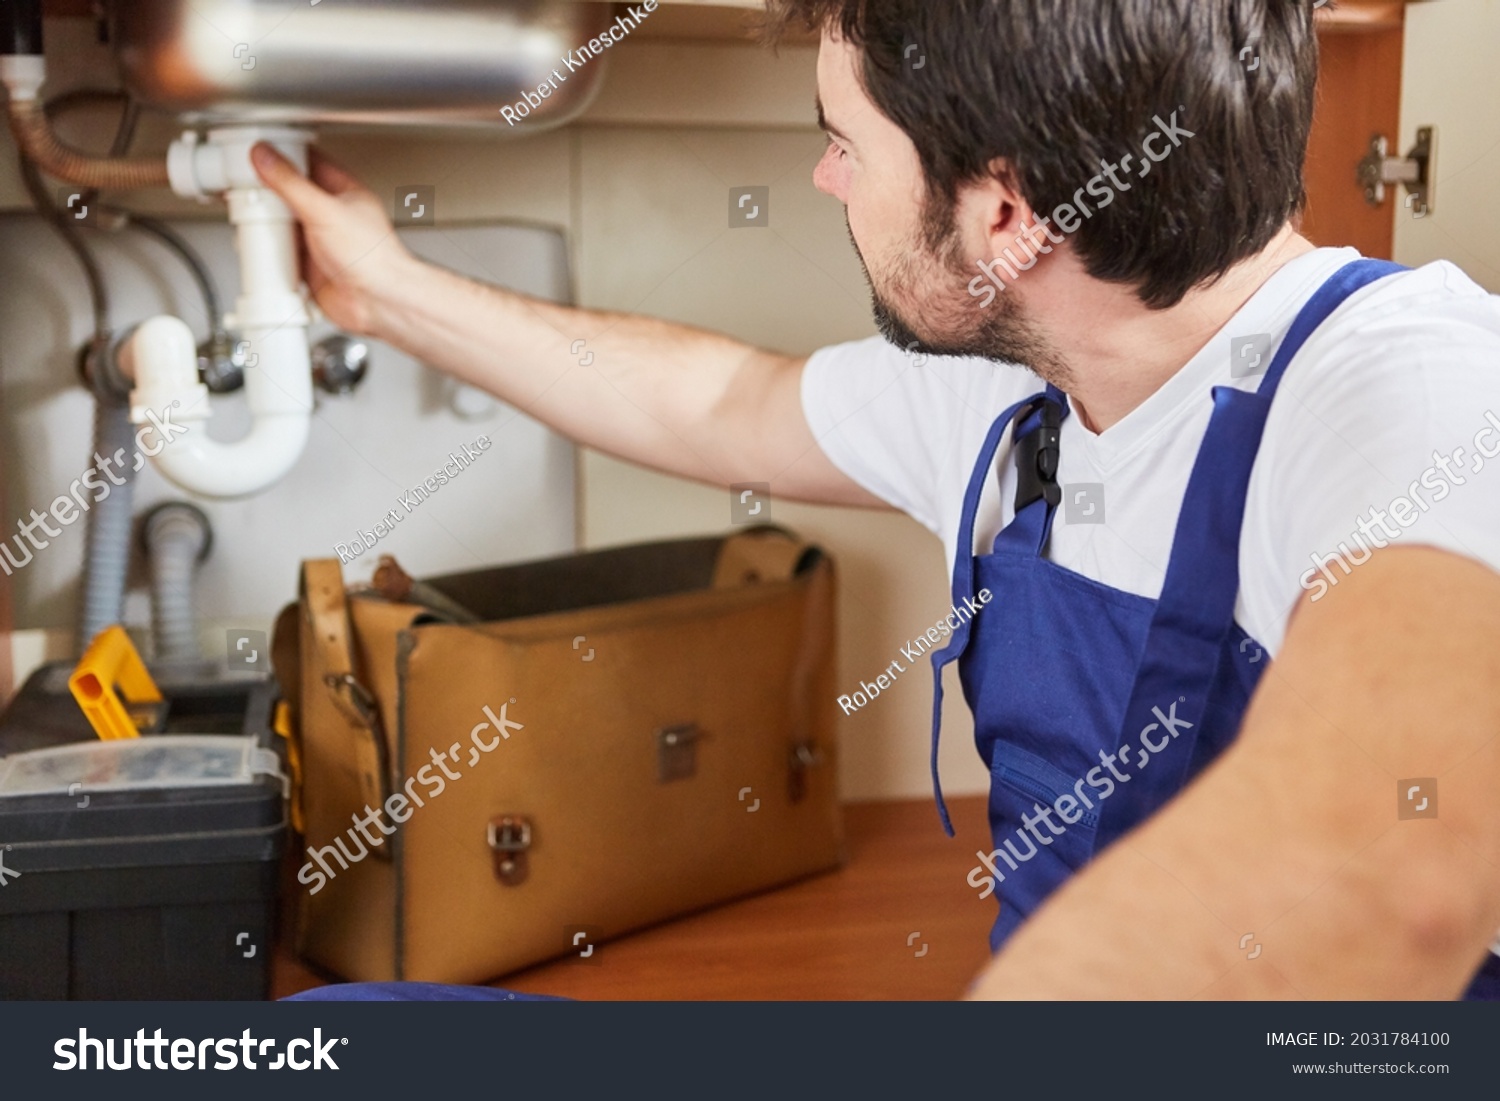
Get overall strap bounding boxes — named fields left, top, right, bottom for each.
left=995, top=383, right=1071, bottom=556
left=1255, top=259, right=1405, bottom=400
left=1093, top=257, right=1406, bottom=849
left=927, top=387, right=1059, bottom=835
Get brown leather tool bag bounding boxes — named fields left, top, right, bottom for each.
left=273, top=527, right=844, bottom=984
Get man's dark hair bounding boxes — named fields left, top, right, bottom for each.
left=763, top=0, right=1319, bottom=309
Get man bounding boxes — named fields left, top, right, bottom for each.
left=251, top=0, right=1500, bottom=999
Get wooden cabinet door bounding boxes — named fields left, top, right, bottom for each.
left=1302, top=1, right=1406, bottom=258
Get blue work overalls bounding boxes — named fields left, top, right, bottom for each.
left=930, top=259, right=1500, bottom=999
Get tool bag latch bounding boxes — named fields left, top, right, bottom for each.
left=487, top=815, right=533, bottom=886
left=657, top=722, right=704, bottom=783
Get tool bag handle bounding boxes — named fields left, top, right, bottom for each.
left=711, top=524, right=823, bottom=588
left=298, top=559, right=393, bottom=854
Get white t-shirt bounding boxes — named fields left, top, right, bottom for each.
left=801, top=247, right=1500, bottom=657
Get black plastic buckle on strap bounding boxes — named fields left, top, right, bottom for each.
left=1012, top=399, right=1063, bottom=512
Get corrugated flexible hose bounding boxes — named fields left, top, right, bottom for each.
left=76, top=396, right=138, bottom=653
left=7, top=97, right=169, bottom=190
left=143, top=503, right=212, bottom=665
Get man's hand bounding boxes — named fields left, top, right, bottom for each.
left=969, top=545, right=1500, bottom=999
left=251, top=142, right=421, bottom=336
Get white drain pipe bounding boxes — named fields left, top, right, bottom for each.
left=122, top=126, right=315, bottom=499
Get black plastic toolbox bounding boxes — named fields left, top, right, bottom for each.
left=0, top=663, right=286, bottom=1000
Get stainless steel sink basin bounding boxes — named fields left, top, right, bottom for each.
left=106, top=0, right=612, bottom=130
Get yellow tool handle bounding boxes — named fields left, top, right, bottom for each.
left=273, top=699, right=305, bottom=834
left=68, top=625, right=162, bottom=740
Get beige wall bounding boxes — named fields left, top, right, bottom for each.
left=0, top=24, right=989, bottom=803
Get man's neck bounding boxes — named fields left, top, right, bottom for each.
left=1034, top=225, right=1316, bottom=433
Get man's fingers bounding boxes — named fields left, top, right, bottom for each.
left=250, top=141, right=333, bottom=218
left=308, top=148, right=364, bottom=197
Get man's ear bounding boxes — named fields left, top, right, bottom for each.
left=963, top=157, right=1035, bottom=259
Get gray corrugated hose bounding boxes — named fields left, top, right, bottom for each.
left=142, top=502, right=212, bottom=665
left=76, top=396, right=138, bottom=653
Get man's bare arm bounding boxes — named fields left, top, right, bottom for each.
left=968, top=545, right=1500, bottom=999
left=251, top=142, right=883, bottom=509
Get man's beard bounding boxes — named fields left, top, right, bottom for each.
left=847, top=206, right=1071, bottom=389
